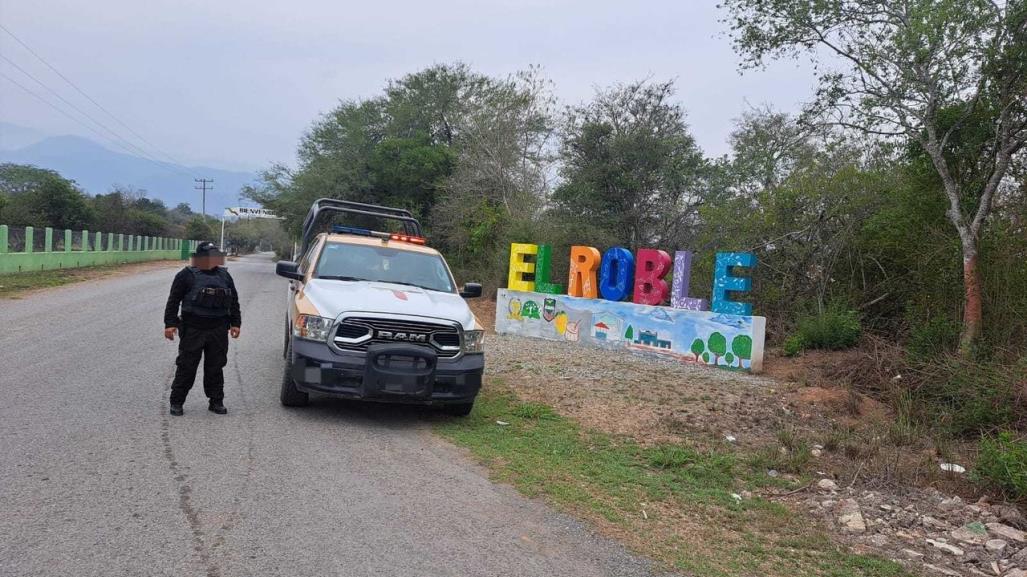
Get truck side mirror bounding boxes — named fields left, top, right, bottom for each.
left=276, top=260, right=304, bottom=281
left=460, top=282, right=483, bottom=298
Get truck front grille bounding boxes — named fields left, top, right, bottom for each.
left=332, top=317, right=462, bottom=358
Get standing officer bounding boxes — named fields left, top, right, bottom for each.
left=164, top=242, right=241, bottom=416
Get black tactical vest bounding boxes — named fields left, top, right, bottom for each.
left=181, top=266, right=233, bottom=318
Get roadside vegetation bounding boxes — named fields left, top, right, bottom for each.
left=437, top=384, right=909, bottom=577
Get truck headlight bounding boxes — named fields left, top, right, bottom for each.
left=293, top=314, right=333, bottom=341
left=463, top=330, right=485, bottom=353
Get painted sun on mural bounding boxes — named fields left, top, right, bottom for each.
left=496, top=243, right=767, bottom=372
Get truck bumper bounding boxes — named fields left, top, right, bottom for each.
left=289, top=338, right=483, bottom=405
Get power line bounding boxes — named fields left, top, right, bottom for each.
left=1, top=71, right=135, bottom=154
left=195, top=178, right=214, bottom=218
left=0, top=53, right=168, bottom=166
left=0, top=23, right=194, bottom=171
left=0, top=70, right=195, bottom=181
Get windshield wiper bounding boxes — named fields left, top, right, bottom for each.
left=318, top=275, right=365, bottom=282
left=371, top=279, right=435, bottom=291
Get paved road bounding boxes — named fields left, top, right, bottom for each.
left=0, top=254, right=662, bottom=577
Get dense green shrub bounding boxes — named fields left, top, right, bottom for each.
left=910, top=358, right=1025, bottom=437
left=782, top=335, right=806, bottom=357
left=906, top=317, right=961, bottom=359
left=783, top=306, right=861, bottom=356
left=975, top=431, right=1027, bottom=500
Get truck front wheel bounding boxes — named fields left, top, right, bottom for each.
left=280, top=338, right=309, bottom=407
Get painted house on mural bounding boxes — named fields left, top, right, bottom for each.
left=635, top=329, right=672, bottom=349
left=591, top=312, right=623, bottom=342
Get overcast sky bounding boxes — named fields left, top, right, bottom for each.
left=0, top=0, right=817, bottom=172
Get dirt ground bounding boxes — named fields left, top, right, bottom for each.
left=468, top=298, right=1026, bottom=577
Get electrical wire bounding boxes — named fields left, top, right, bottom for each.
left=0, top=70, right=194, bottom=179
left=0, top=23, right=196, bottom=172
left=0, top=53, right=172, bottom=167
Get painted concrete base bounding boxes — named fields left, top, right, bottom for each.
left=495, top=289, right=766, bottom=373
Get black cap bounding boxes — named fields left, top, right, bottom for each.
left=192, top=241, right=224, bottom=257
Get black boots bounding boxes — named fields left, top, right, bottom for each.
left=170, top=402, right=226, bottom=415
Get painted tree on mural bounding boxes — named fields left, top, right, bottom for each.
left=708, top=332, right=728, bottom=365
left=625, top=325, right=634, bottom=340
left=690, top=337, right=705, bottom=363
left=721, top=0, right=1027, bottom=353
left=732, top=334, right=753, bottom=368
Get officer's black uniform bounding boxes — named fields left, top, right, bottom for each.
left=164, top=244, right=241, bottom=412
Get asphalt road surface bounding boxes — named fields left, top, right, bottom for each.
left=0, top=254, right=663, bottom=577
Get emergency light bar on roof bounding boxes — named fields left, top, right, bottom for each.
left=300, top=199, right=423, bottom=255
left=330, top=225, right=428, bottom=245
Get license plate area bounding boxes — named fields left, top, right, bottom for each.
left=363, top=343, right=437, bottom=397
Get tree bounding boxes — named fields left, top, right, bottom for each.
left=224, top=218, right=291, bottom=254
left=690, top=337, right=706, bottom=362
left=731, top=334, right=753, bottom=368
left=700, top=110, right=888, bottom=316
left=553, top=79, right=708, bottom=249
left=368, top=134, right=455, bottom=221
left=432, top=67, right=557, bottom=285
left=721, top=0, right=1027, bottom=353
left=184, top=216, right=216, bottom=241
left=0, top=163, right=93, bottom=229
left=248, top=64, right=493, bottom=238
left=708, top=332, right=727, bottom=365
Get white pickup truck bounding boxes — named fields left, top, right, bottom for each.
left=275, top=200, right=484, bottom=415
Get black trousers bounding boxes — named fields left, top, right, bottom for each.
left=170, top=324, right=229, bottom=404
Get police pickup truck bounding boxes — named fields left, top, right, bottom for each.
left=275, top=200, right=484, bottom=415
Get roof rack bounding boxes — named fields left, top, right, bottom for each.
left=299, top=199, right=423, bottom=255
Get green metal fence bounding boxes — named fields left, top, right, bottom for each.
left=0, top=224, right=197, bottom=275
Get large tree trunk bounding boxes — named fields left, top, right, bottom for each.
left=960, top=244, right=983, bottom=355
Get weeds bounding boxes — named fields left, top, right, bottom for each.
left=907, top=356, right=1025, bottom=437
left=975, top=431, right=1027, bottom=501
left=784, top=306, right=862, bottom=356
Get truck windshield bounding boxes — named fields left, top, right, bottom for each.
left=314, top=242, right=455, bottom=293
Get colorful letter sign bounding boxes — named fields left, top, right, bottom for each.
left=711, top=252, right=755, bottom=316
left=535, top=244, right=565, bottom=294
left=568, top=245, right=601, bottom=298
left=508, top=243, right=537, bottom=292
left=598, top=247, right=634, bottom=302
left=671, top=251, right=708, bottom=311
left=503, top=243, right=763, bottom=373
left=632, top=249, right=671, bottom=305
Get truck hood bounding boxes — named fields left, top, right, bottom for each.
left=301, top=279, right=478, bottom=330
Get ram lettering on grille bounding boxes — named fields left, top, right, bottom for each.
left=375, top=330, right=428, bottom=343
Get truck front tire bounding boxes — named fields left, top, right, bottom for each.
left=280, top=338, right=309, bottom=407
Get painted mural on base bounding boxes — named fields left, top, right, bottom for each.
left=496, top=289, right=767, bottom=373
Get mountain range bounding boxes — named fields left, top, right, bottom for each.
left=0, top=123, right=259, bottom=216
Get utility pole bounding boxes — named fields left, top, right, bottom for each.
left=194, top=178, right=214, bottom=219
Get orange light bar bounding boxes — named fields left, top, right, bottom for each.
left=389, top=234, right=427, bottom=245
